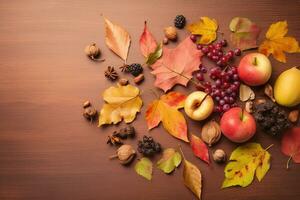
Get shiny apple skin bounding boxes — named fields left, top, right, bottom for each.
left=220, top=107, right=256, bottom=143
left=238, top=53, right=272, bottom=86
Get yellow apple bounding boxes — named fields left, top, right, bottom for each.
left=184, top=91, right=214, bottom=121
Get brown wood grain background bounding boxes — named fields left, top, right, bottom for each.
left=0, top=0, right=300, bottom=199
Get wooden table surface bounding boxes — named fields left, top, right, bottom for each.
left=1, top=0, right=300, bottom=199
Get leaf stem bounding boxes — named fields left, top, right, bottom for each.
left=264, top=144, right=274, bottom=151
left=178, top=145, right=186, bottom=160
left=286, top=155, right=292, bottom=170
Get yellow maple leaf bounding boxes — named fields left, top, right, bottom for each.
left=187, top=17, right=218, bottom=44
left=98, top=84, right=142, bottom=126
left=222, top=143, right=272, bottom=188
left=259, top=21, right=300, bottom=63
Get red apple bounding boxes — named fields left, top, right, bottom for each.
left=238, top=53, right=272, bottom=86
left=220, top=107, right=256, bottom=143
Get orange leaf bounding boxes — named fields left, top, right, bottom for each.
left=259, top=21, right=300, bottom=63
left=190, top=134, right=210, bottom=164
left=151, top=37, right=202, bottom=92
left=104, top=17, right=131, bottom=61
left=139, top=21, right=157, bottom=57
left=145, top=91, right=188, bottom=142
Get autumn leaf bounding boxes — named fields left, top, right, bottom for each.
left=181, top=148, right=202, bottom=199
left=135, top=157, right=152, bottom=180
left=98, top=84, right=142, bottom=126
left=281, top=127, right=300, bottom=169
left=190, top=134, right=210, bottom=164
left=150, top=37, right=202, bottom=92
left=104, top=17, right=131, bottom=61
left=157, top=148, right=182, bottom=173
left=139, top=21, right=157, bottom=57
left=222, top=143, right=271, bottom=188
left=187, top=17, right=218, bottom=44
left=259, top=21, right=300, bottom=63
left=229, top=17, right=260, bottom=50
left=145, top=91, right=188, bottom=142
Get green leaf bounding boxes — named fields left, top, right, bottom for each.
left=134, top=157, right=153, bottom=180
left=145, top=42, right=162, bottom=65
left=222, top=143, right=271, bottom=188
left=157, top=148, right=182, bottom=173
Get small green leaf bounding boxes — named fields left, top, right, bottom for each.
left=157, top=148, right=182, bottom=173
left=146, top=43, right=162, bottom=65
left=134, top=157, right=152, bottom=180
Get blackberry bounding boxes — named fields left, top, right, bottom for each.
left=254, top=100, right=291, bottom=136
left=138, top=135, right=161, bottom=157
left=127, top=63, right=143, bottom=77
left=174, top=15, right=186, bottom=29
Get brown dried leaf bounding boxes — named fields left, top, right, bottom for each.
left=239, top=84, right=255, bottom=102
left=183, top=159, right=202, bottom=199
left=264, top=84, right=276, bottom=102
left=288, top=110, right=299, bottom=123
left=104, top=17, right=131, bottom=61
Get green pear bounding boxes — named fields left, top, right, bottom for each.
left=274, top=67, right=300, bottom=107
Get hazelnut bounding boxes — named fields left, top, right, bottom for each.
left=164, top=26, right=177, bottom=41
left=110, top=144, right=136, bottom=165
left=288, top=110, right=299, bottom=123
left=84, top=43, right=101, bottom=60
left=213, top=149, right=226, bottom=163
left=119, top=78, right=129, bottom=86
left=201, top=120, right=221, bottom=147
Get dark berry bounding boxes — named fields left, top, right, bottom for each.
left=174, top=15, right=186, bottom=29
left=128, top=63, right=143, bottom=76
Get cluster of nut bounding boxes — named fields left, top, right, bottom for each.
left=82, top=101, right=97, bottom=121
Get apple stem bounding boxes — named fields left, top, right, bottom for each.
left=264, top=144, right=274, bottom=151
left=252, top=57, right=257, bottom=66
left=286, top=155, right=292, bottom=170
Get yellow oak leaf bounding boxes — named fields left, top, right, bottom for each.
left=259, top=21, right=300, bottom=63
left=187, top=17, right=218, bottom=44
left=98, top=84, right=142, bottom=126
left=222, top=143, right=271, bottom=188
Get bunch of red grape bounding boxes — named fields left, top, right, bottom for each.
left=191, top=36, right=242, bottom=113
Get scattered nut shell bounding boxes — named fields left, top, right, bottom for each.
left=239, top=84, right=255, bottom=102
left=213, top=149, right=226, bottom=163
left=119, top=78, right=129, bottom=86
left=288, top=110, right=299, bottom=123
left=201, top=120, right=221, bottom=147
left=134, top=74, right=144, bottom=84
left=164, top=26, right=177, bottom=41
left=245, top=101, right=254, bottom=113
left=255, top=98, right=267, bottom=105
left=264, top=84, right=276, bottom=102
left=83, top=100, right=91, bottom=108
left=83, top=107, right=97, bottom=120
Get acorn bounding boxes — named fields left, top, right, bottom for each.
left=84, top=43, right=101, bottom=60
left=164, top=26, right=177, bottom=41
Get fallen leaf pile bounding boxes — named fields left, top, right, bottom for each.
left=222, top=143, right=271, bottom=188
left=229, top=17, right=260, bottom=50
left=145, top=91, right=188, bottom=142
left=187, top=16, right=218, bottom=44
left=281, top=127, right=300, bottom=169
left=99, top=84, right=142, bottom=126
left=259, top=20, right=300, bottom=63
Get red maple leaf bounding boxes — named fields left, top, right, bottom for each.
left=190, top=134, right=210, bottom=164
left=151, top=37, right=202, bottom=92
